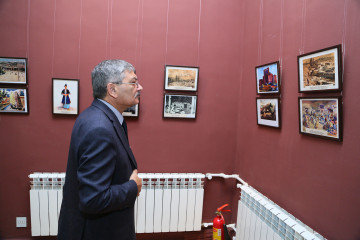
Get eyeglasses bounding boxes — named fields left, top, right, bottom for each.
left=111, top=81, right=140, bottom=87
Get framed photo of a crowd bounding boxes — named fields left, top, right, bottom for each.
left=164, top=65, right=199, bottom=91
left=298, top=96, right=342, bottom=141
left=122, top=104, right=139, bottom=117
left=163, top=94, right=197, bottom=119
left=298, top=45, right=342, bottom=93
left=0, top=57, right=27, bottom=85
left=256, top=97, right=280, bottom=128
left=52, top=78, right=79, bottom=115
left=0, top=87, right=29, bottom=114
left=255, top=61, right=280, bottom=95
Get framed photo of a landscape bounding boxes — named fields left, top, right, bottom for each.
left=299, top=96, right=342, bottom=141
left=0, top=57, right=27, bottom=85
left=52, top=78, right=79, bottom=115
left=122, top=104, right=139, bottom=117
left=255, top=61, right=280, bottom=95
left=164, top=65, right=199, bottom=91
left=256, top=97, right=280, bottom=128
left=0, top=88, right=29, bottom=114
left=163, top=94, right=197, bottom=119
left=298, top=45, right=342, bottom=93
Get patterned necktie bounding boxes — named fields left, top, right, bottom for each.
left=122, top=119, right=128, bottom=140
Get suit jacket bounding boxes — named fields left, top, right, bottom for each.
left=58, top=99, right=138, bottom=240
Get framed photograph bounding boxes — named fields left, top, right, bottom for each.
left=163, top=94, right=197, bottom=119
left=122, top=104, right=139, bottom=117
left=0, top=57, right=27, bottom=85
left=164, top=65, right=199, bottom=91
left=256, top=97, right=280, bottom=128
left=298, top=45, right=342, bottom=93
left=299, top=96, right=342, bottom=141
left=255, top=61, right=280, bottom=95
left=0, top=87, right=29, bottom=114
left=52, top=78, right=79, bottom=115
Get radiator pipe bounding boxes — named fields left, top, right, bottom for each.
left=205, top=173, right=248, bottom=186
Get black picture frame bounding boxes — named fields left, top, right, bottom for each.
left=0, top=57, right=27, bottom=85
left=298, top=96, right=342, bottom=141
left=256, top=97, right=281, bottom=128
left=298, top=45, right=342, bottom=93
left=163, top=94, right=197, bottom=119
left=122, top=104, right=139, bottom=118
left=164, top=65, right=199, bottom=92
left=0, top=87, right=29, bottom=114
left=255, top=61, right=280, bottom=95
left=52, top=78, right=79, bottom=115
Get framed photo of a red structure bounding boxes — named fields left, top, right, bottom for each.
left=255, top=61, right=280, bottom=95
left=298, top=45, right=342, bottom=93
left=299, top=96, right=342, bottom=141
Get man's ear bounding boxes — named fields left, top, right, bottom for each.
left=107, top=83, right=117, bottom=98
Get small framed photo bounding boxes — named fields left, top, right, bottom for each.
left=122, top=104, right=139, bottom=117
left=298, top=45, right=342, bottom=93
left=256, top=97, right=280, bottom=128
left=0, top=57, right=27, bottom=85
left=0, top=87, right=29, bottom=114
left=255, top=61, right=280, bottom=95
left=299, top=96, right=342, bottom=141
left=52, top=78, right=79, bottom=115
left=164, top=65, right=199, bottom=91
left=163, top=94, right=197, bottom=119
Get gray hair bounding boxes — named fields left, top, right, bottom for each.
left=91, top=59, right=135, bottom=99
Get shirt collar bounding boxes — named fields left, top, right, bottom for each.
left=97, top=98, right=124, bottom=125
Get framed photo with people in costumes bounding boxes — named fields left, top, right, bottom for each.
left=122, top=104, right=139, bottom=117
left=52, top=78, right=79, bottom=115
left=298, top=96, right=342, bottom=141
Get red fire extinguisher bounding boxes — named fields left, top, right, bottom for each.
left=213, top=204, right=231, bottom=240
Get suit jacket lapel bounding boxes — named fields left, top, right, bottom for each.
left=92, top=100, right=138, bottom=169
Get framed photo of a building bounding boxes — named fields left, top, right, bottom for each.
left=255, top=61, right=280, bottom=95
left=164, top=65, right=199, bottom=91
left=163, top=94, right=197, bottom=119
left=299, top=96, right=342, bottom=141
left=256, top=97, right=280, bottom=128
left=0, top=57, right=27, bottom=85
left=122, top=104, right=139, bottom=117
left=52, top=78, right=79, bottom=115
left=0, top=87, right=29, bottom=114
left=298, top=45, right=342, bottom=93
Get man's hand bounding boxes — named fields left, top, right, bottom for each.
left=130, top=169, right=142, bottom=196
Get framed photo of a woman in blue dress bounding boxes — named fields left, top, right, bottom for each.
left=52, top=78, right=79, bottom=115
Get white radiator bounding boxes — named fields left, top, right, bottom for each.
left=236, top=185, right=326, bottom=240
left=28, top=172, right=205, bottom=236
left=29, top=173, right=65, bottom=236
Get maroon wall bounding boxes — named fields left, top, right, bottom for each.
left=0, top=0, right=241, bottom=239
left=236, top=0, right=360, bottom=240
left=0, top=0, right=359, bottom=239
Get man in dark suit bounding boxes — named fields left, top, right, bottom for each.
left=58, top=59, right=143, bottom=240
